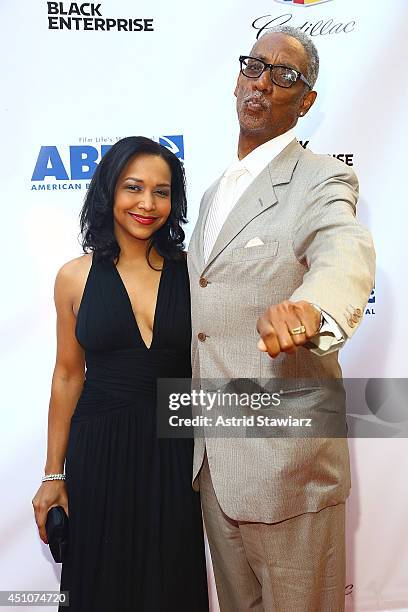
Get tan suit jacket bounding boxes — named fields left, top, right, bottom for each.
left=187, top=139, right=375, bottom=523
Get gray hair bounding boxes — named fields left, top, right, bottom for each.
left=257, top=25, right=319, bottom=89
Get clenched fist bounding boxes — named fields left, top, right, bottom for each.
left=256, top=300, right=321, bottom=358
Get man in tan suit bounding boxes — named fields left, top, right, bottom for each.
left=187, top=26, right=375, bottom=611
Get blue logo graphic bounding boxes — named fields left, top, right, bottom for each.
left=31, top=135, right=184, bottom=183
left=365, top=287, right=375, bottom=315
left=159, top=135, right=184, bottom=160
left=31, top=145, right=112, bottom=181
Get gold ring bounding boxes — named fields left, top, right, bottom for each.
left=290, top=325, right=306, bottom=336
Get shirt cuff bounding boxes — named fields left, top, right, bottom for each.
left=306, top=305, right=346, bottom=356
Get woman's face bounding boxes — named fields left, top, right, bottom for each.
left=113, top=153, right=172, bottom=242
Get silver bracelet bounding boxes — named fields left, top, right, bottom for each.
left=42, top=473, right=66, bottom=483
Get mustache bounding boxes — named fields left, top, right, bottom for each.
left=242, top=92, right=270, bottom=109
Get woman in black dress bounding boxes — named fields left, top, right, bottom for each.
left=32, top=136, right=209, bottom=611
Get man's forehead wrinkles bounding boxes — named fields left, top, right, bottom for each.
left=252, top=43, right=300, bottom=58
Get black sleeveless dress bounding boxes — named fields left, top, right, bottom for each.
left=59, top=256, right=208, bottom=612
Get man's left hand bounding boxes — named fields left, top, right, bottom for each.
left=256, top=300, right=321, bottom=358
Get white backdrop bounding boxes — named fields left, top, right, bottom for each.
left=1, top=0, right=407, bottom=610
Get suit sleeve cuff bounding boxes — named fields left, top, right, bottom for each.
left=306, top=304, right=346, bottom=355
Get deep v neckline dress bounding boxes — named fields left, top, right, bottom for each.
left=111, top=257, right=166, bottom=350
left=59, top=255, right=208, bottom=612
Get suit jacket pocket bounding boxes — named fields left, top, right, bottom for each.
left=231, top=241, right=279, bottom=262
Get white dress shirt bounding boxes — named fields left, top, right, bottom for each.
left=203, top=129, right=345, bottom=355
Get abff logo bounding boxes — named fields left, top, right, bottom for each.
left=365, top=286, right=375, bottom=315
left=274, top=0, right=333, bottom=6
left=31, top=135, right=184, bottom=182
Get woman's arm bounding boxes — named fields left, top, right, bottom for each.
left=44, top=262, right=86, bottom=472
left=32, top=259, right=87, bottom=542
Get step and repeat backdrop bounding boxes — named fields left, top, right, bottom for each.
left=1, top=0, right=407, bottom=610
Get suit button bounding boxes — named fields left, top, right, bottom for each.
left=348, top=317, right=355, bottom=328
left=352, top=314, right=359, bottom=323
left=198, top=332, right=207, bottom=342
left=355, top=308, right=362, bottom=316
left=199, top=277, right=208, bottom=288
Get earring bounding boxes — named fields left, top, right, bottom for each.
left=299, top=111, right=305, bottom=116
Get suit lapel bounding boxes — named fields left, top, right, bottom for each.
left=190, top=177, right=222, bottom=271
left=202, top=139, right=303, bottom=271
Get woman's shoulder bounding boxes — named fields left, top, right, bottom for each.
left=56, top=253, right=93, bottom=282
left=54, top=254, right=93, bottom=300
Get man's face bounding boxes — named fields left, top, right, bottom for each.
left=234, top=33, right=317, bottom=138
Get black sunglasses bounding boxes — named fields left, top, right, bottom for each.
left=239, top=55, right=312, bottom=90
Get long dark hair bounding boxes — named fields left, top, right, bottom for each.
left=79, top=136, right=187, bottom=265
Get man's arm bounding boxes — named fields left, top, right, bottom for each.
left=256, top=161, right=375, bottom=358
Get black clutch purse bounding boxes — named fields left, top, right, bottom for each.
left=45, top=506, right=69, bottom=563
